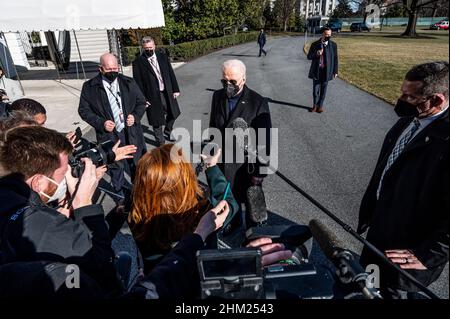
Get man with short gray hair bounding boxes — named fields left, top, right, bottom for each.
left=358, top=61, right=449, bottom=299
left=132, top=36, right=181, bottom=146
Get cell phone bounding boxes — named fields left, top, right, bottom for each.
left=73, top=127, right=82, bottom=145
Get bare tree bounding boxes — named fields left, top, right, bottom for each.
left=274, top=0, right=298, bottom=32
left=401, top=0, right=441, bottom=36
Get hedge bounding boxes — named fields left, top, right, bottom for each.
left=122, top=31, right=258, bottom=65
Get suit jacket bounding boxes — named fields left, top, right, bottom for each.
left=358, top=109, right=449, bottom=291
left=78, top=73, right=147, bottom=165
left=209, top=85, right=272, bottom=203
left=307, top=39, right=338, bottom=82
left=132, top=50, right=181, bottom=127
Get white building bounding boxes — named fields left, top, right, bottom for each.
left=297, top=0, right=337, bottom=18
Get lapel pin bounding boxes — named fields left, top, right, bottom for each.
left=425, top=136, right=430, bottom=142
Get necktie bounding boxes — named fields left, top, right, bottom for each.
left=319, top=43, right=325, bottom=68
left=376, top=119, right=421, bottom=199
left=107, top=81, right=124, bottom=133
left=150, top=57, right=164, bottom=91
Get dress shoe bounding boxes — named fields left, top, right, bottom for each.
left=317, top=107, right=324, bottom=113
left=310, top=106, right=317, bottom=112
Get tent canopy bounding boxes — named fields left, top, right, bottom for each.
left=0, top=0, right=165, bottom=32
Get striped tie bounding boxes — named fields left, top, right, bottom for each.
left=107, top=81, right=124, bottom=133
left=376, top=119, right=421, bottom=199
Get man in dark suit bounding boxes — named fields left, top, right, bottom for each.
left=78, top=53, right=147, bottom=203
left=358, top=61, right=449, bottom=299
left=132, top=36, right=181, bottom=146
left=257, top=29, right=267, bottom=57
left=209, top=59, right=272, bottom=228
left=307, top=27, right=338, bottom=113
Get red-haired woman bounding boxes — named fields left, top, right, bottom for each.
left=128, top=144, right=240, bottom=273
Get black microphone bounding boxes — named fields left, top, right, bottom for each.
left=232, top=117, right=249, bottom=154
left=309, top=219, right=382, bottom=299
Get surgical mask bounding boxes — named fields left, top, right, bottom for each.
left=103, top=71, right=119, bottom=82
left=144, top=49, right=155, bottom=58
left=394, top=98, right=430, bottom=118
left=40, top=176, right=67, bottom=203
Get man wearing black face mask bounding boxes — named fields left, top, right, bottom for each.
left=132, top=36, right=181, bottom=146
left=306, top=27, right=338, bottom=113
left=78, top=53, right=147, bottom=205
left=358, top=61, right=449, bottom=299
left=209, top=59, right=272, bottom=235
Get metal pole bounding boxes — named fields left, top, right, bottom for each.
left=1, top=32, right=25, bottom=96
left=72, top=30, right=87, bottom=80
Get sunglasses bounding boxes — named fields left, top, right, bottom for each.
left=221, top=79, right=238, bottom=86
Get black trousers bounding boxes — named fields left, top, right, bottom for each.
left=109, top=130, right=134, bottom=203
left=258, top=44, right=267, bottom=57
left=153, top=91, right=176, bottom=144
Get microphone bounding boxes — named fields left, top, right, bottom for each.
left=195, top=161, right=206, bottom=176
left=246, top=185, right=268, bottom=226
left=308, top=219, right=382, bottom=299
left=232, top=117, right=249, bottom=154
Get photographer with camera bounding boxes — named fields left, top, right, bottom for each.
left=0, top=126, right=122, bottom=294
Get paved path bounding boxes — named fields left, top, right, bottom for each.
left=170, top=35, right=448, bottom=298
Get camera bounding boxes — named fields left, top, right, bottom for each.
left=196, top=247, right=335, bottom=299
left=69, top=140, right=115, bottom=178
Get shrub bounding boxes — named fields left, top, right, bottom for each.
left=122, top=32, right=258, bottom=64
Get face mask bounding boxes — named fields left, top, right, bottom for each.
left=103, top=71, right=119, bottom=82
left=222, top=79, right=241, bottom=98
left=323, top=36, right=330, bottom=43
left=144, top=49, right=155, bottom=58
left=394, top=98, right=430, bottom=118
left=40, top=176, right=67, bottom=203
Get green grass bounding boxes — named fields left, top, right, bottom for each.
left=305, top=30, right=449, bottom=104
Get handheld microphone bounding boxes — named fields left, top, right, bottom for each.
left=309, top=219, right=382, bottom=299
left=232, top=117, right=249, bottom=154
left=246, top=185, right=268, bottom=226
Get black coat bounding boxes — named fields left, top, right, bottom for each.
left=209, top=85, right=272, bottom=203
left=0, top=174, right=121, bottom=293
left=358, top=110, right=449, bottom=291
left=132, top=50, right=181, bottom=127
left=78, top=73, right=147, bottom=165
left=307, top=39, right=338, bottom=82
left=257, top=32, right=266, bottom=46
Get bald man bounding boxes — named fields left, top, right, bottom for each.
left=78, top=53, right=147, bottom=204
left=209, top=59, right=272, bottom=233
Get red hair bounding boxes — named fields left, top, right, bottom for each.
left=129, top=144, right=206, bottom=251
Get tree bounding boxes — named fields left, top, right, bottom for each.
left=332, top=0, right=354, bottom=18
left=273, top=0, right=298, bottom=32
left=400, top=0, right=442, bottom=37
left=238, top=0, right=267, bottom=29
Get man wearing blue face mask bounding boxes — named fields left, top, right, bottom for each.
left=358, top=61, right=449, bottom=299
left=0, top=126, right=122, bottom=295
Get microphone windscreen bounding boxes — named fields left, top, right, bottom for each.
left=308, top=219, right=345, bottom=261
left=247, top=185, right=268, bottom=224
left=232, top=117, right=249, bottom=151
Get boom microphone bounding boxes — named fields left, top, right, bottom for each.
left=246, top=185, right=268, bottom=226
left=309, top=219, right=382, bottom=299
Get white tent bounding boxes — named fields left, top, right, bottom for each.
left=0, top=0, right=165, bottom=32
left=0, top=0, right=165, bottom=88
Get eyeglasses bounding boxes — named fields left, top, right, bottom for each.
left=221, top=79, right=238, bottom=86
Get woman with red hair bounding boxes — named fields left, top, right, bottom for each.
left=129, top=144, right=240, bottom=273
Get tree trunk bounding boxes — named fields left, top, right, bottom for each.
left=402, top=10, right=418, bottom=37
left=284, top=18, right=288, bottom=31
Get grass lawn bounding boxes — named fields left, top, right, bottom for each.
left=305, top=29, right=449, bottom=104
